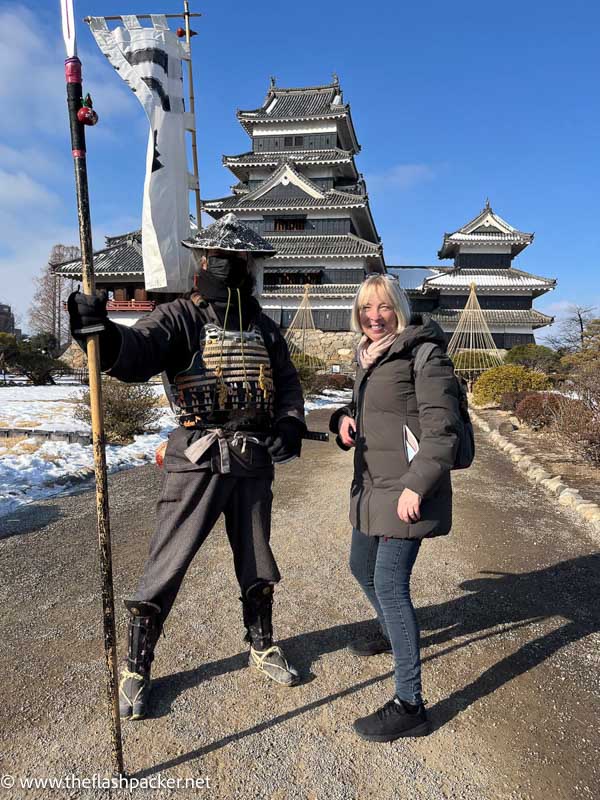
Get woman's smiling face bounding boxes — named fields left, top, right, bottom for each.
left=359, top=287, right=398, bottom=341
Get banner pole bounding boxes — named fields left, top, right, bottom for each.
left=60, top=0, right=124, bottom=778
left=184, top=0, right=202, bottom=229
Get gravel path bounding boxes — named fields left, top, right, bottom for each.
left=0, top=409, right=598, bottom=799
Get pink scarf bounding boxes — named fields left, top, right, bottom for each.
left=357, top=333, right=398, bottom=369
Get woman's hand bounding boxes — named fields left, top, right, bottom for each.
left=338, top=415, right=357, bottom=447
left=397, top=488, right=421, bottom=523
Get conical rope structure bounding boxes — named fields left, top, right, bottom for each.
left=284, top=285, right=320, bottom=369
left=447, top=283, right=504, bottom=379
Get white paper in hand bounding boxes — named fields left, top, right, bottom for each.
left=403, top=425, right=420, bottom=463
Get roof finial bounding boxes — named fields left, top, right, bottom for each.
left=485, top=197, right=491, bottom=211
left=269, top=75, right=276, bottom=89
left=332, top=72, right=339, bottom=88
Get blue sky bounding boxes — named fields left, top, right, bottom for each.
left=1, top=0, right=598, bottom=337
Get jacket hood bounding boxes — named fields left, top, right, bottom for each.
left=389, top=313, right=448, bottom=356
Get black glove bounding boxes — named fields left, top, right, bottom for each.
left=68, top=290, right=108, bottom=336
left=266, top=418, right=304, bottom=464
left=67, top=290, right=122, bottom=369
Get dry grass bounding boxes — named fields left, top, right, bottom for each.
left=0, top=436, right=41, bottom=456
left=13, top=440, right=42, bottom=455
left=39, top=454, right=63, bottom=465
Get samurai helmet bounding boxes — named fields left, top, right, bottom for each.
left=182, top=213, right=277, bottom=257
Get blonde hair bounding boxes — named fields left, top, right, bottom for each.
left=350, top=274, right=412, bottom=334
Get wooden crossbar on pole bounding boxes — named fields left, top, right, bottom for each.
left=83, top=13, right=202, bottom=21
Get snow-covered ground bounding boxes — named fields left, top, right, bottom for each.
left=0, top=385, right=351, bottom=519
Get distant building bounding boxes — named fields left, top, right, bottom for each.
left=202, top=77, right=384, bottom=331
left=391, top=202, right=556, bottom=348
left=53, top=82, right=556, bottom=347
left=0, top=303, right=15, bottom=335
left=52, top=231, right=156, bottom=328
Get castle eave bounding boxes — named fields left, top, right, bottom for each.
left=430, top=308, right=554, bottom=329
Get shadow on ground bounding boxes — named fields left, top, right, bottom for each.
left=421, top=553, right=600, bottom=729
left=135, top=553, right=599, bottom=778
left=0, top=504, right=62, bottom=539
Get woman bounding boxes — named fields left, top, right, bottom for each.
left=329, top=274, right=461, bottom=742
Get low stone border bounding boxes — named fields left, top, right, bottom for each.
left=0, top=428, right=91, bottom=445
left=470, top=408, right=600, bottom=537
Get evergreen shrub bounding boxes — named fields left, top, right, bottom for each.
left=452, top=351, right=502, bottom=373
left=472, top=365, right=550, bottom=406
left=74, top=378, right=163, bottom=444
left=514, top=392, right=561, bottom=430
left=505, top=344, right=560, bottom=372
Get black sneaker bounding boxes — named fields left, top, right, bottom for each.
left=347, top=633, right=392, bottom=657
left=353, top=697, right=429, bottom=741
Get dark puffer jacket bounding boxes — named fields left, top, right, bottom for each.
left=329, top=318, right=462, bottom=539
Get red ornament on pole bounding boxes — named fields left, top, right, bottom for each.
left=176, top=27, right=186, bottom=37
left=77, top=106, right=99, bottom=125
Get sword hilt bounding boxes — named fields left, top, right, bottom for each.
left=302, top=430, right=329, bottom=442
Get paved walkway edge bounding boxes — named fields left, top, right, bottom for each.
left=470, top=408, right=600, bottom=540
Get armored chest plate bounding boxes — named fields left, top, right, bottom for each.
left=172, top=323, right=274, bottom=429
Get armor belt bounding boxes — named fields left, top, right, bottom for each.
left=184, top=428, right=267, bottom=473
left=172, top=322, right=275, bottom=429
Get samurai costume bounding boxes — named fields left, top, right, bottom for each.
left=68, top=214, right=306, bottom=720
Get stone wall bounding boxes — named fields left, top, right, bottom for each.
left=285, top=330, right=359, bottom=366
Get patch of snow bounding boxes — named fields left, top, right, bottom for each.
left=305, top=388, right=352, bottom=412
left=0, top=388, right=349, bottom=519
left=0, top=411, right=177, bottom=518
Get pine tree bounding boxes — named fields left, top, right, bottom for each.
left=447, top=283, right=504, bottom=378
left=545, top=305, right=596, bottom=354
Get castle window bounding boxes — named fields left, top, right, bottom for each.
left=274, top=218, right=305, bottom=232
left=294, top=136, right=304, bottom=146
left=284, top=136, right=293, bottom=147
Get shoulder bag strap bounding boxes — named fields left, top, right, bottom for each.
left=413, top=341, right=439, bottom=376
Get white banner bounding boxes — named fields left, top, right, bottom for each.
left=88, top=16, right=193, bottom=292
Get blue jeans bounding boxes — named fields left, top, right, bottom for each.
left=349, top=528, right=422, bottom=704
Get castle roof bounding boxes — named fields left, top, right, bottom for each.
left=430, top=308, right=553, bottom=329
left=423, top=267, right=555, bottom=295
left=238, top=81, right=346, bottom=121
left=52, top=233, right=142, bottom=278
left=438, top=202, right=534, bottom=259
left=223, top=148, right=354, bottom=168
left=236, top=79, right=360, bottom=152
left=203, top=160, right=367, bottom=213
left=264, top=233, right=381, bottom=259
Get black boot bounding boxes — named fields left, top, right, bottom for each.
left=119, top=600, right=161, bottom=721
left=242, top=581, right=299, bottom=687
left=354, top=697, right=429, bottom=742
left=347, top=626, right=392, bottom=657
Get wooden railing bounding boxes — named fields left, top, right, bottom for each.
left=106, top=300, right=156, bottom=311
left=262, top=284, right=359, bottom=296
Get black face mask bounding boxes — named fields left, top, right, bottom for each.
left=206, top=255, right=248, bottom=288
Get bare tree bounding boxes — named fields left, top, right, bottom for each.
left=29, top=244, right=79, bottom=350
left=544, top=304, right=596, bottom=354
